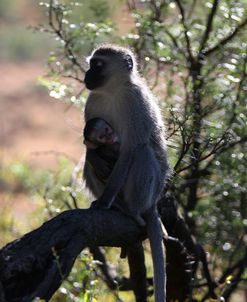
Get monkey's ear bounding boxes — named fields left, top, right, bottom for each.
left=125, top=54, right=133, bottom=71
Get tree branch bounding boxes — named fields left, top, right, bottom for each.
left=48, top=0, right=86, bottom=74
left=204, top=135, right=247, bottom=172
left=0, top=194, right=197, bottom=302
left=0, top=209, right=145, bottom=302
left=203, top=17, right=247, bottom=56
left=174, top=0, right=194, bottom=63
left=199, top=0, right=219, bottom=54
left=201, top=248, right=247, bottom=301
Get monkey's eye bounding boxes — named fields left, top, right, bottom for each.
left=90, top=59, right=104, bottom=70
left=96, top=60, right=103, bottom=67
left=98, top=135, right=106, bottom=142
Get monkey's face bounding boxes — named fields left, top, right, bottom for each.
left=84, top=46, right=134, bottom=91
left=96, top=124, right=118, bottom=145
left=84, top=119, right=119, bottom=149
left=84, top=58, right=106, bottom=90
left=88, top=126, right=117, bottom=146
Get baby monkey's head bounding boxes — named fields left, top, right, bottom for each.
left=84, top=118, right=119, bottom=149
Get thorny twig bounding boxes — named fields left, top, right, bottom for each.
left=48, top=0, right=86, bottom=74
left=198, top=0, right=219, bottom=54
left=174, top=0, right=194, bottom=63
left=203, top=17, right=247, bottom=56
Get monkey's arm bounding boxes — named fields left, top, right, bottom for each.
left=86, top=149, right=112, bottom=180
left=96, top=145, right=140, bottom=208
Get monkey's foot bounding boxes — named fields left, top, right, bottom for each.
left=90, top=199, right=111, bottom=209
left=120, top=246, right=128, bottom=258
left=135, top=216, right=146, bottom=227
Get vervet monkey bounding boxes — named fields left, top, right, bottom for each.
left=83, top=45, right=169, bottom=302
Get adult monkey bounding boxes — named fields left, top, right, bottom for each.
left=83, top=45, right=169, bottom=302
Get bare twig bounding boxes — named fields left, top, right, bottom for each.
left=204, top=135, right=247, bottom=171
left=48, top=0, right=86, bottom=74
left=187, top=0, right=197, bottom=19
left=175, top=131, right=230, bottom=174
left=174, top=0, right=194, bottom=63
left=198, top=245, right=217, bottom=300
left=199, top=0, right=219, bottom=54
left=164, top=28, right=180, bottom=50
left=229, top=50, right=247, bottom=125
left=203, top=17, right=247, bottom=56
left=202, top=248, right=247, bottom=301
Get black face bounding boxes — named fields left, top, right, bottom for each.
left=84, top=118, right=106, bottom=141
left=84, top=118, right=116, bottom=146
left=84, top=58, right=106, bottom=90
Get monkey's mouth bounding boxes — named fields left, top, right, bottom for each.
left=83, top=139, right=98, bottom=149
left=105, top=133, right=118, bottom=144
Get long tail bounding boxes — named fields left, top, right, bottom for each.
left=147, top=208, right=166, bottom=302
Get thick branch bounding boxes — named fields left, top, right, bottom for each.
left=0, top=195, right=197, bottom=302
left=0, top=209, right=145, bottom=302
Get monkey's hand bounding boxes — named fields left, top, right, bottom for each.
left=86, top=150, right=112, bottom=180
left=90, top=199, right=111, bottom=209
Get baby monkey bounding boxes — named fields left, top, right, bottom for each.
left=84, top=118, right=119, bottom=151
left=84, top=117, right=119, bottom=182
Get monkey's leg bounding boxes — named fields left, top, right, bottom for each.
left=127, top=242, right=147, bottom=302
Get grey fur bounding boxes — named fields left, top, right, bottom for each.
left=83, top=44, right=169, bottom=302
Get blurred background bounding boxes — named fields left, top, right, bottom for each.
left=0, top=0, right=83, bottom=227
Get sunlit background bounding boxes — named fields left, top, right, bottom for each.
left=0, top=0, right=125, bottom=226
